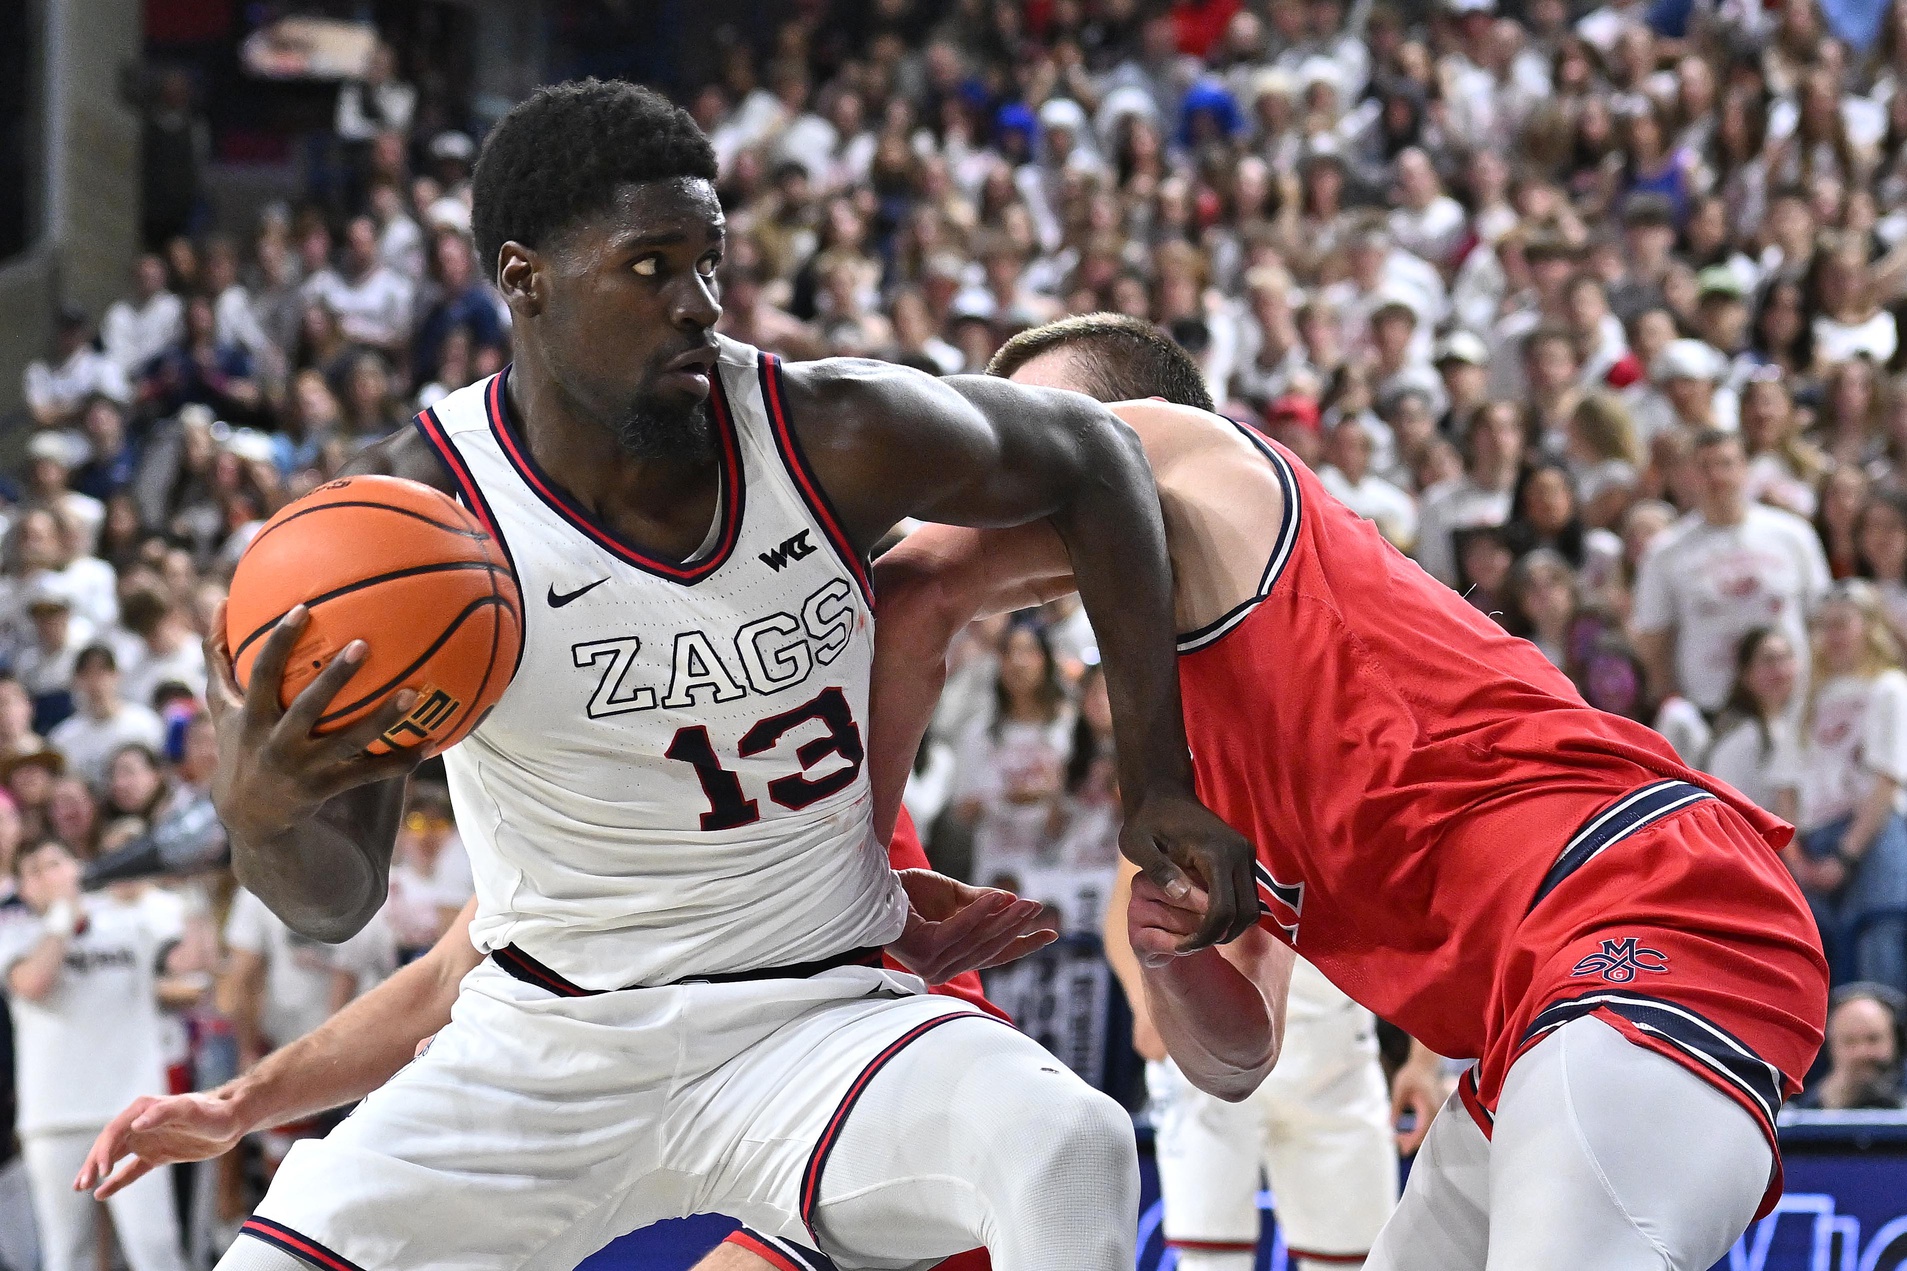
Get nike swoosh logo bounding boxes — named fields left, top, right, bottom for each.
left=547, top=578, right=608, bottom=608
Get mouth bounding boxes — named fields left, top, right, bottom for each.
left=659, top=345, right=719, bottom=398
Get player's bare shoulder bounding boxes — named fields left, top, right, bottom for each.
left=1107, top=400, right=1290, bottom=637
left=337, top=426, right=459, bottom=493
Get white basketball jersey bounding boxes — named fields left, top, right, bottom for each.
left=415, top=336, right=906, bottom=988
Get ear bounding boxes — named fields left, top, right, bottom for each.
left=496, top=242, right=542, bottom=316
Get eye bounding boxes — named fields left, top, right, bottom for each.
left=697, top=253, right=722, bottom=280
left=632, top=256, right=660, bottom=277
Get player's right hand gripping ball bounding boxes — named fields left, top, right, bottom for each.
left=226, top=475, right=523, bottom=756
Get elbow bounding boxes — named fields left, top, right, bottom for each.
left=1193, top=1053, right=1277, bottom=1103
left=235, top=857, right=376, bottom=944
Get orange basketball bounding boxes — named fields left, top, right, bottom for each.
left=226, top=474, right=522, bottom=757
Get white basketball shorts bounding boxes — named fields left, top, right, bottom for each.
left=241, top=959, right=992, bottom=1271
left=1150, top=983, right=1398, bottom=1262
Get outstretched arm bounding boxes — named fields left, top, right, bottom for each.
left=76, top=898, right=483, bottom=1200
left=798, top=361, right=1254, bottom=948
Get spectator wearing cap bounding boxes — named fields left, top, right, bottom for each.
left=1693, top=267, right=1753, bottom=374
left=1416, top=398, right=1526, bottom=585
left=1634, top=429, right=1830, bottom=717
left=1321, top=417, right=1418, bottom=549
left=139, top=292, right=262, bottom=422
left=46, top=646, right=165, bottom=789
left=302, top=214, right=414, bottom=355
left=100, top=254, right=183, bottom=379
left=1794, top=985, right=1907, bottom=1109
left=24, top=308, right=131, bottom=429
left=1433, top=331, right=1492, bottom=434
left=1631, top=337, right=1738, bottom=440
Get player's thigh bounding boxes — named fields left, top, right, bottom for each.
left=1484, top=1016, right=1771, bottom=1271
left=250, top=972, right=681, bottom=1271
left=1259, top=1044, right=1398, bottom=1259
left=1363, top=1088, right=1490, bottom=1271
left=805, top=1013, right=1137, bottom=1271
left=1150, top=1062, right=1264, bottom=1247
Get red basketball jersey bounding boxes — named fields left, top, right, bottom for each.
left=1174, top=428, right=1795, bottom=1063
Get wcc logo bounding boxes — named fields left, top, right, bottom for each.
left=760, top=530, right=817, bottom=572
left=1571, top=937, right=1670, bottom=983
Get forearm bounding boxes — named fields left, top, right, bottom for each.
left=225, top=929, right=472, bottom=1131
left=1047, top=414, right=1193, bottom=802
left=7, top=935, right=68, bottom=1001
left=1140, top=950, right=1277, bottom=1100
left=228, top=782, right=403, bottom=942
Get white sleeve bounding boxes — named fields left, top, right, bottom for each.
left=23, top=363, right=54, bottom=413
left=0, top=912, right=45, bottom=972
left=1861, top=671, right=1907, bottom=786
left=1795, top=520, right=1831, bottom=612
left=139, top=888, right=188, bottom=945
left=222, top=889, right=269, bottom=956
left=1630, top=542, right=1678, bottom=635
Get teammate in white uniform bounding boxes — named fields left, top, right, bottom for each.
left=1, top=840, right=192, bottom=1271
left=196, top=81, right=1252, bottom=1271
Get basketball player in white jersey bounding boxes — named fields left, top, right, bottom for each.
left=194, top=80, right=1253, bottom=1271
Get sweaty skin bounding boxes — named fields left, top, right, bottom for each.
left=209, top=177, right=1254, bottom=952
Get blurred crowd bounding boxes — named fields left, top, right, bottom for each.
left=16, top=0, right=1907, bottom=1263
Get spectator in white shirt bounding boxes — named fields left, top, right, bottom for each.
left=1, top=839, right=195, bottom=1271
left=223, top=887, right=392, bottom=1073
left=1388, top=147, right=1469, bottom=268
left=1808, top=234, right=1899, bottom=369
left=369, top=180, right=426, bottom=283
left=23, top=309, right=131, bottom=428
left=1705, top=626, right=1803, bottom=820
left=1632, top=429, right=1831, bottom=715
left=1415, top=399, right=1524, bottom=585
left=1795, top=582, right=1907, bottom=993
left=11, top=587, right=92, bottom=707
left=45, top=646, right=166, bottom=789
left=100, top=255, right=184, bottom=378
left=302, top=215, right=414, bottom=354
left=1320, top=417, right=1419, bottom=549
left=117, top=589, right=208, bottom=710
left=385, top=782, right=476, bottom=961
left=1630, top=338, right=1740, bottom=440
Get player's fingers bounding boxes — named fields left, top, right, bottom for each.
left=93, top=1156, right=157, bottom=1202
left=1177, top=845, right=1240, bottom=952
left=243, top=607, right=311, bottom=724
left=933, top=901, right=1055, bottom=978
left=1126, top=837, right=1195, bottom=902
left=1227, top=849, right=1259, bottom=942
left=202, top=606, right=245, bottom=722
left=984, top=927, right=1061, bottom=967
left=76, top=1099, right=155, bottom=1189
left=277, top=639, right=369, bottom=738
left=318, top=689, right=420, bottom=763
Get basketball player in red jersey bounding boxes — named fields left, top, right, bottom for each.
left=868, top=314, right=1828, bottom=1270
left=76, top=809, right=1011, bottom=1271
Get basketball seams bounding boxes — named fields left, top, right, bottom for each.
left=313, top=594, right=517, bottom=729
left=245, top=498, right=490, bottom=550
left=232, top=560, right=514, bottom=668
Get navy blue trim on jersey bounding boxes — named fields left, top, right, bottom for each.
left=490, top=942, right=886, bottom=995
left=412, top=407, right=517, bottom=579
left=1519, top=990, right=1785, bottom=1127
left=1175, top=423, right=1301, bottom=654
left=481, top=366, right=747, bottom=585
left=800, top=1012, right=1006, bottom=1239
left=240, top=1218, right=368, bottom=1271
left=1529, top=780, right=1714, bottom=912
left=757, top=354, right=875, bottom=608
left=727, top=1228, right=839, bottom=1271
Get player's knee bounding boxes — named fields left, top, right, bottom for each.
left=995, top=1077, right=1136, bottom=1203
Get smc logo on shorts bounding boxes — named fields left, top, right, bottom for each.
left=1571, top=937, right=1671, bottom=984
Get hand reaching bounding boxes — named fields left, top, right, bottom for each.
left=74, top=1090, right=249, bottom=1200
left=886, top=869, right=1060, bottom=984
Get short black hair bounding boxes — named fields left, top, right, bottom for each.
left=74, top=644, right=116, bottom=676
left=987, top=313, right=1216, bottom=411
left=472, top=79, right=718, bottom=279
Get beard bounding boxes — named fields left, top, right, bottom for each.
left=606, top=390, right=716, bottom=464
